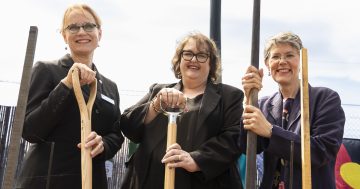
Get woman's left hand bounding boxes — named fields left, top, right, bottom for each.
left=77, top=131, right=104, bottom=158
left=161, top=143, right=200, bottom=172
left=242, top=105, right=273, bottom=138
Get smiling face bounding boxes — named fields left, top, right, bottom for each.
left=62, top=8, right=102, bottom=57
left=265, top=43, right=300, bottom=87
left=179, top=38, right=210, bottom=84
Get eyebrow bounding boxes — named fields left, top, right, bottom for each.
left=271, top=51, right=297, bottom=55
left=182, top=49, right=208, bottom=54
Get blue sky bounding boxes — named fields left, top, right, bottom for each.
left=1, top=0, right=359, bottom=137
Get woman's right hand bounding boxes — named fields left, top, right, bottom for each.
left=154, top=88, right=187, bottom=111
left=241, top=65, right=264, bottom=104
left=146, top=87, right=186, bottom=124
left=61, top=63, right=96, bottom=89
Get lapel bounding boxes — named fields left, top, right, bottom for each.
left=268, top=92, right=283, bottom=127
left=92, top=64, right=104, bottom=108
left=287, top=91, right=301, bottom=131
left=195, top=82, right=221, bottom=135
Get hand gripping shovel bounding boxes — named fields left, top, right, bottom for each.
left=160, top=97, right=186, bottom=189
left=72, top=69, right=97, bottom=189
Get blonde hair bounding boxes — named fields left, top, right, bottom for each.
left=60, top=3, right=102, bottom=34
left=171, top=31, right=221, bottom=83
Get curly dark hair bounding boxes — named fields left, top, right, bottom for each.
left=171, top=31, right=221, bottom=83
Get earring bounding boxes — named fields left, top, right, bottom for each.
left=65, top=46, right=67, bottom=50
left=268, top=71, right=271, bottom=76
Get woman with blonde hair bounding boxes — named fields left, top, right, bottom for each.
left=17, top=4, right=123, bottom=189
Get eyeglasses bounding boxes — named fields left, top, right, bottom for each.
left=65, top=22, right=98, bottom=34
left=269, top=52, right=298, bottom=63
left=181, top=51, right=210, bottom=63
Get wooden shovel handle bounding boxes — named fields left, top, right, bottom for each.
left=72, top=68, right=97, bottom=189
left=300, top=48, right=312, bottom=188
left=164, top=121, right=177, bottom=189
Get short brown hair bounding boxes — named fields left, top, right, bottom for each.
left=171, top=32, right=221, bottom=83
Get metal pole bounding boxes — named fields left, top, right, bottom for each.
left=246, top=0, right=261, bottom=188
left=2, top=26, right=38, bottom=189
left=210, top=0, right=221, bottom=82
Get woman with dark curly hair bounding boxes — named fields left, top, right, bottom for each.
left=120, top=31, right=244, bottom=189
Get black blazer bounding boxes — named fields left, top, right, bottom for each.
left=121, top=81, right=244, bottom=189
left=17, top=54, right=124, bottom=189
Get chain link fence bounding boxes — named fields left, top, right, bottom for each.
left=0, top=105, right=130, bottom=188
left=1, top=104, right=359, bottom=188
left=342, top=104, right=360, bottom=139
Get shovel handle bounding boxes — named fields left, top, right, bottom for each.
left=159, top=94, right=184, bottom=189
left=164, top=121, right=177, bottom=189
left=72, top=68, right=97, bottom=189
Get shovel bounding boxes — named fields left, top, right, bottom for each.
left=72, top=68, right=97, bottom=189
left=160, top=96, right=186, bottom=189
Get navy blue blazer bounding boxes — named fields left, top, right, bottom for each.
left=240, top=85, right=345, bottom=189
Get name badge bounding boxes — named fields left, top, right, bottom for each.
left=101, top=94, right=115, bottom=105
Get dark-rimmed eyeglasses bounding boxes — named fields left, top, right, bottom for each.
left=65, top=22, right=98, bottom=34
left=181, top=51, right=210, bottom=63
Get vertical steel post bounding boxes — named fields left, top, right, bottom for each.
left=2, top=26, right=38, bottom=189
left=246, top=0, right=261, bottom=188
left=210, top=0, right=222, bottom=82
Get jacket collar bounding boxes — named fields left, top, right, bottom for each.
left=267, top=89, right=302, bottom=131
left=268, top=92, right=283, bottom=127
left=195, top=81, right=221, bottom=134
left=287, top=91, right=301, bottom=130
left=59, top=54, right=74, bottom=68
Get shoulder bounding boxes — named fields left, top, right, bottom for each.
left=309, top=85, right=342, bottom=105
left=259, top=92, right=278, bottom=108
left=32, top=58, right=63, bottom=74
left=259, top=95, right=272, bottom=103
left=33, top=54, right=71, bottom=71
left=310, top=85, right=339, bottom=96
left=213, top=83, right=243, bottom=94
left=310, top=85, right=341, bottom=101
left=219, top=83, right=243, bottom=93
left=259, top=92, right=281, bottom=103
left=214, top=83, right=244, bottom=100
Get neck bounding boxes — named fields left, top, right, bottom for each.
left=71, top=53, right=93, bottom=68
left=182, top=78, right=207, bottom=98
left=279, top=80, right=300, bottom=99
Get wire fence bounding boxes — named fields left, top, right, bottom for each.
left=0, top=105, right=129, bottom=188
left=1, top=104, right=359, bottom=188
left=342, top=104, right=360, bottom=139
